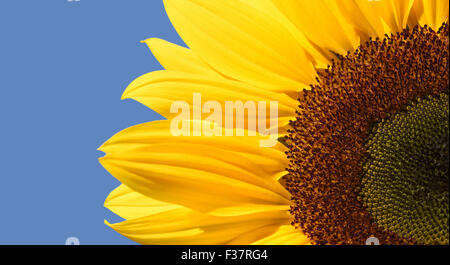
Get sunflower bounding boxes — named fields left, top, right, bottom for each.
left=99, top=0, right=449, bottom=245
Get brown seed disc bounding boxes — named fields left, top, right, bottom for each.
left=285, top=23, right=449, bottom=245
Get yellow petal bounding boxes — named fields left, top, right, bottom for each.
left=251, top=225, right=310, bottom=245
left=163, top=0, right=317, bottom=92
left=105, top=207, right=293, bottom=245
left=272, top=0, right=361, bottom=57
left=104, top=186, right=300, bottom=244
left=332, top=0, right=448, bottom=38
left=327, top=0, right=448, bottom=39
left=122, top=70, right=297, bottom=133
left=208, top=204, right=290, bottom=217
left=142, top=38, right=221, bottom=77
left=104, top=184, right=181, bottom=220
left=272, top=0, right=446, bottom=57
left=99, top=120, right=290, bottom=212
left=411, top=0, right=449, bottom=30
left=335, top=0, right=416, bottom=38
left=240, top=0, right=330, bottom=68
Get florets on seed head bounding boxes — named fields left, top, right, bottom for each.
left=362, top=93, right=449, bottom=245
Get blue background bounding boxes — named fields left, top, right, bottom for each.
left=0, top=0, right=181, bottom=244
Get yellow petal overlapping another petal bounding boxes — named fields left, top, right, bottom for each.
left=100, top=120, right=290, bottom=212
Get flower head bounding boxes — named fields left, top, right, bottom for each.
left=100, top=0, right=449, bottom=245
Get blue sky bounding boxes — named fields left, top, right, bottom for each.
left=0, top=0, right=181, bottom=244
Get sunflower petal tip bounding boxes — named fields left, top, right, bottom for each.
left=121, top=87, right=133, bottom=100
left=104, top=219, right=113, bottom=227
left=120, top=92, right=129, bottom=100
left=97, top=154, right=109, bottom=164
left=140, top=38, right=161, bottom=48
left=97, top=144, right=105, bottom=152
left=97, top=141, right=109, bottom=153
left=103, top=197, right=111, bottom=209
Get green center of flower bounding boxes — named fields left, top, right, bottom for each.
left=361, top=93, right=449, bottom=245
